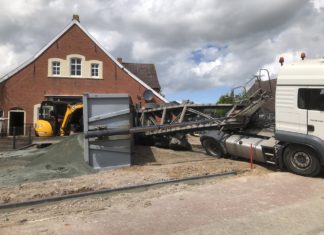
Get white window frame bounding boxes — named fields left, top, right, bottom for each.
left=91, top=63, right=99, bottom=77
left=48, top=55, right=102, bottom=79
left=70, top=58, right=82, bottom=76
left=52, top=61, right=60, bottom=76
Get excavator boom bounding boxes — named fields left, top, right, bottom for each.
left=59, top=103, right=83, bottom=136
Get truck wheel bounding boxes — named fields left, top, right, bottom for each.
left=202, top=138, right=223, bottom=158
left=283, top=145, right=321, bottom=177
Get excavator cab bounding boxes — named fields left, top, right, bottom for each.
left=35, top=101, right=67, bottom=137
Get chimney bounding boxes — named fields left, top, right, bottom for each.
left=72, top=14, right=80, bottom=22
left=117, top=57, right=123, bottom=63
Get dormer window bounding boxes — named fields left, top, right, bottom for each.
left=52, top=61, right=60, bottom=75
left=70, top=58, right=81, bottom=76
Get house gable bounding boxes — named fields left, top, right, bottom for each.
left=0, top=19, right=167, bottom=103
left=0, top=17, right=167, bottom=127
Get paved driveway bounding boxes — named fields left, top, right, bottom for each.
left=1, top=172, right=324, bottom=235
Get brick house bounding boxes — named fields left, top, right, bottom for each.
left=0, top=16, right=166, bottom=135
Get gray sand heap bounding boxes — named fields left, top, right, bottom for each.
left=0, top=134, right=96, bottom=186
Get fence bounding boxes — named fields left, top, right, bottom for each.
left=0, top=124, right=33, bottom=150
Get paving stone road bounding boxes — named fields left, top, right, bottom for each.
left=1, top=172, right=324, bottom=235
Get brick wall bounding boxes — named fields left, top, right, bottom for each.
left=0, top=24, right=164, bottom=126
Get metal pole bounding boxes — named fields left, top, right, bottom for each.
left=85, top=117, right=229, bottom=139
left=13, top=126, right=16, bottom=150
left=260, top=69, right=272, bottom=96
left=0, top=171, right=237, bottom=209
left=28, top=125, right=32, bottom=145
left=250, top=143, right=253, bottom=169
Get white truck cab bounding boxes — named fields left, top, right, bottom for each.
left=201, top=58, right=324, bottom=177
left=275, top=59, right=324, bottom=176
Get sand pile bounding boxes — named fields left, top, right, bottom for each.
left=0, top=134, right=96, bottom=186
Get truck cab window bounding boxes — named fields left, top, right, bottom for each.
left=298, top=88, right=324, bottom=111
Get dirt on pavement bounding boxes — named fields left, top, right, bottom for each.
left=1, top=172, right=323, bottom=235
left=0, top=135, right=272, bottom=205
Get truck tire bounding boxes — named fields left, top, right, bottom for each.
left=283, top=145, right=322, bottom=177
left=202, top=138, right=223, bottom=158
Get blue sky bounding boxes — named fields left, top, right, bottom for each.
left=166, top=86, right=231, bottom=104
left=167, top=45, right=232, bottom=103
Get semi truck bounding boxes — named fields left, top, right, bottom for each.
left=201, top=58, right=324, bottom=177
left=81, top=56, right=324, bottom=177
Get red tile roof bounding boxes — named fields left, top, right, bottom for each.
left=121, top=61, right=161, bottom=92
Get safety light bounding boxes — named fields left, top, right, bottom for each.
left=279, top=57, right=284, bottom=66
left=301, top=52, right=306, bottom=60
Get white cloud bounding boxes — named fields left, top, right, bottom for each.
left=311, top=0, right=324, bottom=11
left=0, top=0, right=322, bottom=100
left=191, top=59, right=222, bottom=77
left=132, top=41, right=159, bottom=61
left=1, top=0, right=43, bottom=16
left=91, top=30, right=125, bottom=52
left=0, top=44, right=30, bottom=77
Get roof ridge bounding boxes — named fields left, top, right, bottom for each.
left=122, top=62, right=155, bottom=65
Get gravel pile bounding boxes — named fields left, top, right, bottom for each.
left=0, top=134, right=96, bottom=186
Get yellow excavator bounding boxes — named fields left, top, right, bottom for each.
left=34, top=101, right=83, bottom=137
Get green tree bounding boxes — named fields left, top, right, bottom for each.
left=214, top=94, right=234, bottom=117
left=217, top=95, right=234, bottom=104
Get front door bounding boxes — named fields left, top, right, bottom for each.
left=276, top=86, right=308, bottom=134
left=8, top=110, right=25, bottom=136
